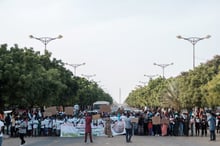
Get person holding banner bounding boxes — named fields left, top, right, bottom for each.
left=105, top=115, right=113, bottom=138
left=84, top=112, right=93, bottom=143
left=124, top=112, right=133, bottom=143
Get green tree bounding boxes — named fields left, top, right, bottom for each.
left=162, top=79, right=182, bottom=111
left=0, top=44, right=113, bottom=110
left=125, top=55, right=220, bottom=110
left=202, top=73, right=220, bottom=108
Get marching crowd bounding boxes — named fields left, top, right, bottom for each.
left=131, top=108, right=219, bottom=141
left=3, top=110, right=81, bottom=137
left=1, top=107, right=220, bottom=140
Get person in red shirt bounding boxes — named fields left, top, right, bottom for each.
left=0, top=111, right=4, bottom=146
left=84, top=112, right=93, bottom=143
left=148, top=119, right=153, bottom=136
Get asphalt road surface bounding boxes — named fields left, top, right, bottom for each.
left=3, top=135, right=220, bottom=146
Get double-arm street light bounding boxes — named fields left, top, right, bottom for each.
left=176, top=35, right=211, bottom=69
left=135, top=85, right=143, bottom=89
left=65, top=62, right=86, bottom=76
left=139, top=81, right=147, bottom=86
left=81, top=74, right=96, bottom=80
left=29, top=34, right=63, bottom=52
left=153, top=62, right=173, bottom=78
left=144, top=74, right=159, bottom=80
left=81, top=74, right=96, bottom=110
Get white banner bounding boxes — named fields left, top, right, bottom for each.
left=61, top=123, right=106, bottom=137
left=60, top=120, right=126, bottom=137
left=111, top=120, right=126, bottom=136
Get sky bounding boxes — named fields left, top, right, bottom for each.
left=0, top=0, right=219, bottom=104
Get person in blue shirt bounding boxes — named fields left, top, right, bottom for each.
left=208, top=113, right=216, bottom=141
left=124, top=112, right=133, bottom=143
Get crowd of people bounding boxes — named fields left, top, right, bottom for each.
left=2, top=110, right=78, bottom=138
left=129, top=108, right=219, bottom=141
left=0, top=107, right=219, bottom=144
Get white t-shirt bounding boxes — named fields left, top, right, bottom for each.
left=28, top=120, right=33, bottom=130
left=0, top=120, right=4, bottom=137
left=44, top=119, right=49, bottom=128
left=55, top=120, right=64, bottom=130
left=33, top=119, right=39, bottom=129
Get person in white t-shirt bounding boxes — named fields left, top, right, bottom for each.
left=44, top=117, right=50, bottom=136
left=40, top=118, right=45, bottom=136
left=32, top=117, right=39, bottom=136
left=0, top=115, right=4, bottom=146
left=55, top=118, right=64, bottom=136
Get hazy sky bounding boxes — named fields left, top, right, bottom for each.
left=0, top=0, right=219, bottom=104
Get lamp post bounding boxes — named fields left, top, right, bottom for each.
left=139, top=81, right=147, bottom=86
left=135, top=85, right=143, bottom=89
left=65, top=62, right=86, bottom=76
left=176, top=35, right=211, bottom=69
left=144, top=74, right=159, bottom=80
left=153, top=62, right=173, bottom=78
left=29, top=34, right=63, bottom=52
left=81, top=74, right=96, bottom=110
left=81, top=74, right=96, bottom=80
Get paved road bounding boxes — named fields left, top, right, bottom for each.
left=3, top=135, right=220, bottom=146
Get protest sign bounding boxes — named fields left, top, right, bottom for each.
left=65, top=107, right=73, bottom=115
left=100, top=105, right=111, bottom=112
left=92, top=114, right=101, bottom=120
left=44, top=106, right=57, bottom=115
left=152, top=116, right=161, bottom=125
left=131, top=118, right=139, bottom=123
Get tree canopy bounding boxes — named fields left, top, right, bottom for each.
left=125, top=55, right=220, bottom=110
left=0, top=44, right=113, bottom=111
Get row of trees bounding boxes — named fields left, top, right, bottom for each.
left=0, top=44, right=113, bottom=111
left=126, top=55, right=220, bottom=111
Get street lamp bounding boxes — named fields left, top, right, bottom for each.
left=153, top=62, right=173, bottom=78
left=81, top=74, right=96, bottom=109
left=144, top=74, right=159, bottom=80
left=65, top=62, right=86, bottom=76
left=176, top=35, right=211, bottom=69
left=135, top=85, right=143, bottom=89
left=81, top=74, right=96, bottom=80
left=29, top=34, right=63, bottom=52
left=139, top=81, right=147, bottom=86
